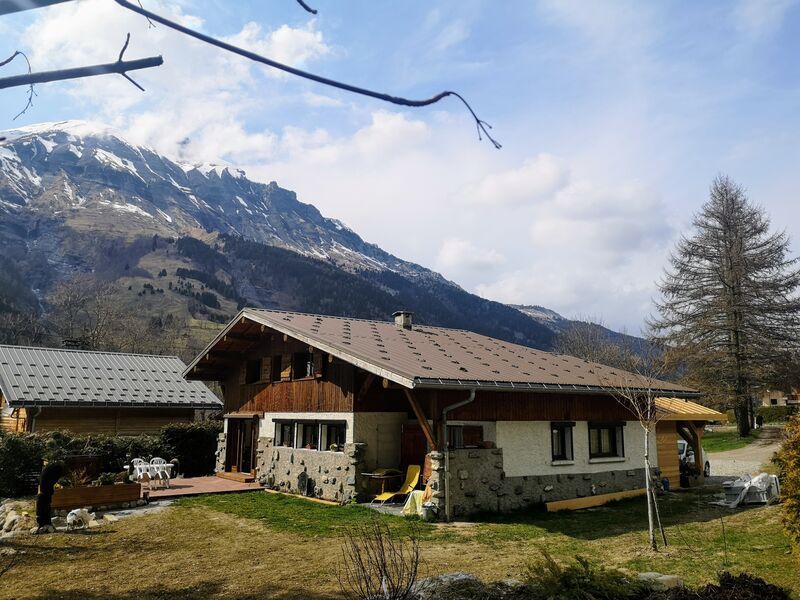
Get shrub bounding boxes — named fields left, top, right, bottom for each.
left=651, top=571, right=791, bottom=599
left=160, top=421, right=222, bottom=477
left=337, top=520, right=423, bottom=600
left=0, top=431, right=44, bottom=497
left=522, top=552, right=651, bottom=600
left=756, top=405, right=797, bottom=423
left=773, top=415, right=800, bottom=557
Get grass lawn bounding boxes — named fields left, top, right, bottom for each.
left=1, top=487, right=797, bottom=599
left=703, top=429, right=758, bottom=453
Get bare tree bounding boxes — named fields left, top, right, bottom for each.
left=601, top=352, right=668, bottom=552
left=0, top=312, right=47, bottom=346
left=0, top=0, right=500, bottom=147
left=553, top=317, right=641, bottom=371
left=337, top=520, right=423, bottom=600
left=651, top=175, right=800, bottom=437
left=47, top=274, right=123, bottom=350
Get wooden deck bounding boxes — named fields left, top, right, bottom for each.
left=147, top=476, right=262, bottom=499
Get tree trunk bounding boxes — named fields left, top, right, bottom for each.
left=643, top=431, right=657, bottom=551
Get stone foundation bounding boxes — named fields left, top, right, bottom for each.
left=256, top=437, right=368, bottom=504
left=428, top=448, right=654, bottom=519
left=215, top=433, right=226, bottom=473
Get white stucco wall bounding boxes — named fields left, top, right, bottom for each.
left=260, top=412, right=355, bottom=444
left=496, top=421, right=658, bottom=477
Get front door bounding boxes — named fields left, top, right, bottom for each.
left=226, top=418, right=259, bottom=474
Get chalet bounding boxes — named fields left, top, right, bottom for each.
left=0, top=345, right=221, bottom=434
left=185, top=309, right=720, bottom=518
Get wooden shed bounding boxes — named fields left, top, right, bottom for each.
left=0, top=345, right=222, bottom=435
left=655, top=397, right=725, bottom=489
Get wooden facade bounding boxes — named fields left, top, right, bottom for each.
left=0, top=393, right=27, bottom=432
left=33, top=407, right=196, bottom=435
left=656, top=422, right=680, bottom=488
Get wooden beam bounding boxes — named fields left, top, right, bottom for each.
left=403, top=389, right=438, bottom=451
left=356, top=374, right=376, bottom=403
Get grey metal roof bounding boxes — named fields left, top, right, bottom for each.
left=186, top=309, right=699, bottom=397
left=0, top=345, right=222, bottom=409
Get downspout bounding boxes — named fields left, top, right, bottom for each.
left=442, top=388, right=476, bottom=522
left=28, top=406, right=42, bottom=433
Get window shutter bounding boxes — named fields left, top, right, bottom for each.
left=565, top=426, right=573, bottom=461
left=615, top=425, right=625, bottom=457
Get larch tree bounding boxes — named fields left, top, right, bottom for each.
left=651, top=175, right=800, bottom=436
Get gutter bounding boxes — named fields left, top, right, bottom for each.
left=442, top=388, right=476, bottom=522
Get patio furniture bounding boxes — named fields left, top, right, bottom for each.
left=360, top=468, right=403, bottom=496
left=371, top=465, right=420, bottom=505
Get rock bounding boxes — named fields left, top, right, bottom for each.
left=87, top=519, right=102, bottom=529
left=638, top=572, right=663, bottom=582
left=3, top=511, right=19, bottom=533
left=413, top=573, right=526, bottom=600
left=0, top=546, right=17, bottom=556
left=31, top=524, right=56, bottom=535
left=654, top=575, right=684, bottom=590
left=103, top=514, right=120, bottom=523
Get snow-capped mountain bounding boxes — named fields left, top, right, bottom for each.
left=0, top=120, right=438, bottom=279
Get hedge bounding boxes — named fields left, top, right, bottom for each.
left=0, top=420, right=222, bottom=498
left=774, top=416, right=800, bottom=559
left=756, top=405, right=798, bottom=423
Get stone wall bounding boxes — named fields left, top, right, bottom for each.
left=256, top=436, right=368, bottom=503
left=215, top=432, right=226, bottom=473
left=428, top=448, right=652, bottom=519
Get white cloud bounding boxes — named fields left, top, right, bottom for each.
left=459, top=153, right=569, bottom=206
left=19, top=0, right=331, bottom=164
left=732, top=0, right=798, bottom=39
left=435, top=238, right=505, bottom=276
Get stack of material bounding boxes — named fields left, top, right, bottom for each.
left=714, top=473, right=781, bottom=508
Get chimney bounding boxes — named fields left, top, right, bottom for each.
left=392, top=310, right=413, bottom=330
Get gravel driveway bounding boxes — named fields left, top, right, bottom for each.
left=707, top=427, right=783, bottom=479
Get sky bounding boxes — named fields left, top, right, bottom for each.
left=1, top=0, right=799, bottom=334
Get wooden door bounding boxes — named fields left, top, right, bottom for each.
left=400, top=423, right=427, bottom=472
left=226, top=419, right=259, bottom=474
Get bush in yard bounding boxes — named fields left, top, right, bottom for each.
left=522, top=552, right=651, bottom=600
left=650, top=571, right=791, bottom=599
left=774, top=415, right=800, bottom=558
left=0, top=431, right=44, bottom=497
left=160, top=421, right=222, bottom=477
left=756, top=405, right=797, bottom=423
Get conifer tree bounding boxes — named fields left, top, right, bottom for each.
left=651, top=175, right=800, bottom=436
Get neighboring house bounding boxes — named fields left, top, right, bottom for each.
left=761, top=389, right=800, bottom=407
left=0, top=345, right=222, bottom=434
left=185, top=309, right=714, bottom=518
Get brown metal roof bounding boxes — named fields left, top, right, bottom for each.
left=186, top=309, right=698, bottom=397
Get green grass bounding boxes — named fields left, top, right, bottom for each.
left=703, top=429, right=758, bottom=453
left=179, top=487, right=799, bottom=593
left=178, top=491, right=434, bottom=538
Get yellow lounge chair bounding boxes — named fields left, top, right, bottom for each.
left=371, top=465, right=420, bottom=505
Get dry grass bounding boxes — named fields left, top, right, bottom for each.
left=1, top=487, right=798, bottom=599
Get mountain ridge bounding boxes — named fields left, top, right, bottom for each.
left=0, top=121, right=635, bottom=355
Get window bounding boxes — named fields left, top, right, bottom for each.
left=292, top=352, right=314, bottom=379
left=771, top=398, right=778, bottom=406
left=275, top=422, right=295, bottom=447
left=446, top=425, right=483, bottom=449
left=300, top=423, right=318, bottom=449
left=274, top=420, right=345, bottom=451
left=270, top=355, right=283, bottom=382
left=589, top=422, right=625, bottom=458
left=551, top=422, right=574, bottom=461
left=245, top=359, right=262, bottom=384
left=322, top=423, right=346, bottom=451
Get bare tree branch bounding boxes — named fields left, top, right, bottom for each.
left=113, top=0, right=502, bottom=148
left=295, top=0, right=317, bottom=15
left=0, top=36, right=162, bottom=92
left=0, top=50, right=36, bottom=119
left=0, top=0, right=72, bottom=16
